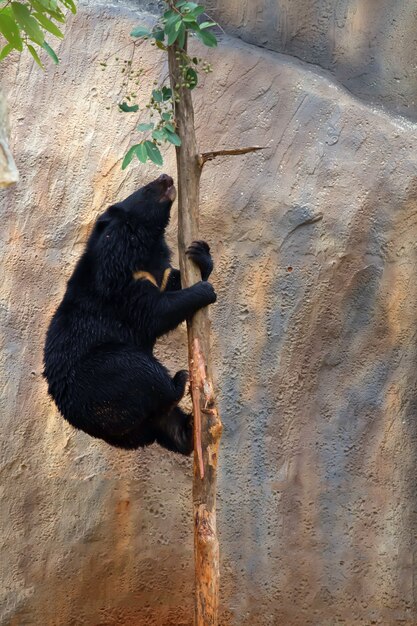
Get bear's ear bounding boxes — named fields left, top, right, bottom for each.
left=95, top=205, right=129, bottom=233
left=95, top=215, right=111, bottom=234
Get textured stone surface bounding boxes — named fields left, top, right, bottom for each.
left=90, top=0, right=417, bottom=119
left=1, top=2, right=417, bottom=625
left=204, top=0, right=417, bottom=121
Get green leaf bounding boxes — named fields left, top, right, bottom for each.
left=164, top=122, right=175, bottom=132
left=130, top=25, right=151, bottom=38
left=42, top=40, right=59, bottom=63
left=0, top=13, right=23, bottom=50
left=161, top=86, right=172, bottom=100
left=122, top=144, right=139, bottom=170
left=46, top=0, right=59, bottom=10
left=165, top=13, right=181, bottom=29
left=30, top=0, right=45, bottom=11
left=144, top=140, right=163, bottom=166
left=182, top=14, right=197, bottom=23
left=0, top=6, right=14, bottom=18
left=31, top=0, right=66, bottom=23
left=0, top=42, right=14, bottom=61
left=180, top=2, right=199, bottom=11
left=137, top=122, right=154, bottom=131
left=152, top=89, right=163, bottom=102
left=152, top=129, right=166, bottom=142
left=164, top=11, right=182, bottom=36
left=27, top=43, right=44, bottom=67
left=33, top=12, right=64, bottom=38
left=188, top=5, right=205, bottom=17
left=53, top=10, right=65, bottom=23
left=162, top=112, right=172, bottom=121
left=34, top=0, right=59, bottom=12
left=194, top=28, right=217, bottom=47
left=199, top=21, right=217, bottom=29
left=163, top=9, right=177, bottom=20
left=176, top=21, right=186, bottom=48
left=175, top=0, right=187, bottom=6
left=155, top=40, right=166, bottom=50
left=135, top=142, right=148, bottom=163
left=12, top=3, right=45, bottom=45
left=165, top=130, right=181, bottom=146
left=122, top=143, right=150, bottom=169
left=152, top=28, right=164, bottom=41
left=60, top=0, right=76, bottom=14
left=118, top=102, right=139, bottom=112
left=166, top=21, right=181, bottom=45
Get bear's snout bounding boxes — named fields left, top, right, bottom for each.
left=156, top=173, right=174, bottom=188
left=156, top=174, right=176, bottom=203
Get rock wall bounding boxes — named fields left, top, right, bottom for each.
left=1, top=2, right=417, bottom=625
left=205, top=0, right=417, bottom=121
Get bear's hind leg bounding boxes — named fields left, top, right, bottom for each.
left=172, top=369, right=189, bottom=400
left=154, top=406, right=193, bottom=455
left=99, top=426, right=157, bottom=450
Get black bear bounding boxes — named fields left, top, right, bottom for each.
left=43, top=174, right=216, bottom=455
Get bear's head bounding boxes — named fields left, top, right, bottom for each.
left=110, top=173, right=176, bottom=231
left=116, top=173, right=176, bottom=223
left=92, top=174, right=176, bottom=242
left=87, top=175, right=177, bottom=292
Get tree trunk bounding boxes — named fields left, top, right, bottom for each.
left=168, top=41, right=223, bottom=626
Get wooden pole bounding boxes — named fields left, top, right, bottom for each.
left=167, top=27, right=266, bottom=622
left=168, top=39, right=223, bottom=626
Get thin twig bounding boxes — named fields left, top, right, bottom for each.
left=198, top=146, right=266, bottom=167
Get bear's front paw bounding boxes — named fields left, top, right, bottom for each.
left=186, top=240, right=213, bottom=281
left=196, top=281, right=217, bottom=305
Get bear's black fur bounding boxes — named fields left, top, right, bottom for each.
left=43, top=174, right=216, bottom=455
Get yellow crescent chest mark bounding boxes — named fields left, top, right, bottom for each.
left=132, top=271, right=158, bottom=287
left=160, top=268, right=172, bottom=291
left=133, top=268, right=172, bottom=291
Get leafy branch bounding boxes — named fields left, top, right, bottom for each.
left=120, top=0, right=218, bottom=168
left=0, top=0, right=76, bottom=66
